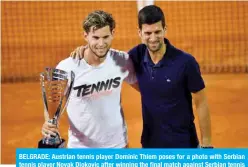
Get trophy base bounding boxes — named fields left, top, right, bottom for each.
left=38, top=139, right=66, bottom=148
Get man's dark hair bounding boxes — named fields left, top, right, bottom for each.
left=138, top=5, right=166, bottom=29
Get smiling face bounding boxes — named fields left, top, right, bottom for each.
left=84, top=25, right=114, bottom=58
left=82, top=10, right=116, bottom=59
left=139, top=21, right=166, bottom=53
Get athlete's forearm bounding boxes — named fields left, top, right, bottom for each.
left=196, top=100, right=212, bottom=147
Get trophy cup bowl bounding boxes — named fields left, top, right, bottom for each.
left=38, top=67, right=75, bottom=148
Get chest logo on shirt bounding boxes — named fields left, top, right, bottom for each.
left=73, top=77, right=121, bottom=97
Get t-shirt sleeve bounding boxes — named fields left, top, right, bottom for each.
left=109, top=49, right=137, bottom=85
left=55, top=59, right=74, bottom=86
left=185, top=57, right=205, bottom=93
left=56, top=60, right=66, bottom=71
left=55, top=58, right=73, bottom=76
left=124, top=53, right=137, bottom=84
left=55, top=59, right=75, bottom=98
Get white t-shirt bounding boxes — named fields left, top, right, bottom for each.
left=56, top=49, right=137, bottom=148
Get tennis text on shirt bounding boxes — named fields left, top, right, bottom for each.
left=73, top=77, right=121, bottom=97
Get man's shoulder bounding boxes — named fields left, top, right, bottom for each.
left=56, top=57, right=78, bottom=71
left=109, top=48, right=129, bottom=59
left=108, top=49, right=130, bottom=67
left=172, top=46, right=196, bottom=63
left=128, top=44, right=147, bottom=56
left=127, top=44, right=147, bottom=64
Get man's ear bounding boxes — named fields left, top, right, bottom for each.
left=111, top=29, right=115, bottom=39
left=112, top=29, right=115, bottom=34
left=83, top=31, right=88, bottom=42
left=138, top=28, right=142, bottom=38
left=165, top=27, right=168, bottom=36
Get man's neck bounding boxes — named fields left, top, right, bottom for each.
left=84, top=48, right=107, bottom=66
left=148, top=43, right=166, bottom=64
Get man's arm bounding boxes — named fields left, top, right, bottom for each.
left=70, top=45, right=87, bottom=60
left=193, top=88, right=212, bottom=147
left=115, top=50, right=139, bottom=92
left=129, top=82, right=140, bottom=92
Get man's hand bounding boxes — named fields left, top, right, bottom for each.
left=70, top=45, right=88, bottom=60
left=41, top=121, right=59, bottom=138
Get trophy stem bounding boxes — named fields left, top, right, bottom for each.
left=41, top=118, right=61, bottom=145
left=38, top=117, right=65, bottom=148
left=50, top=118, right=58, bottom=127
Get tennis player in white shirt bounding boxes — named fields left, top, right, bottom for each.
left=42, top=10, right=138, bottom=148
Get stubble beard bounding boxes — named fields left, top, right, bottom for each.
left=89, top=45, right=109, bottom=59
left=147, top=42, right=163, bottom=53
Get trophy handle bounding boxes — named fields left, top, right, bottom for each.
left=40, top=73, right=49, bottom=115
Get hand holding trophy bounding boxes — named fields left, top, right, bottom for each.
left=38, top=67, right=75, bottom=148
